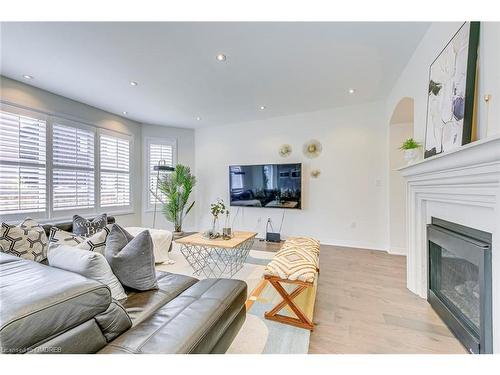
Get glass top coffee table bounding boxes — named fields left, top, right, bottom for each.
left=175, top=231, right=257, bottom=278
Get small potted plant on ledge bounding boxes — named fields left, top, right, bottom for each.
left=400, top=138, right=422, bottom=165
left=158, top=164, right=196, bottom=238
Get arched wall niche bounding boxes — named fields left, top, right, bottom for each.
left=389, top=97, right=414, bottom=255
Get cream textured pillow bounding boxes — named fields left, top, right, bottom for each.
left=0, top=218, right=48, bottom=262
left=49, top=224, right=113, bottom=255
left=48, top=245, right=127, bottom=301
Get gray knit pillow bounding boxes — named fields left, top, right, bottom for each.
left=105, top=225, right=157, bottom=291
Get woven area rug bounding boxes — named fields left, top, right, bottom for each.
left=156, top=243, right=311, bottom=354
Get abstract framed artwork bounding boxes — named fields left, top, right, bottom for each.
left=424, top=22, right=480, bottom=159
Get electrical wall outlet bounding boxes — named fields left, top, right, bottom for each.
left=350, top=221, right=357, bottom=229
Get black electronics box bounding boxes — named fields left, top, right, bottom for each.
left=266, top=232, right=281, bottom=243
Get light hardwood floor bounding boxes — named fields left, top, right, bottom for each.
left=307, top=245, right=468, bottom=354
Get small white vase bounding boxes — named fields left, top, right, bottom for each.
left=404, top=149, right=419, bottom=165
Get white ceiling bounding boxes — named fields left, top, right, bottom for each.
left=0, top=22, right=430, bottom=128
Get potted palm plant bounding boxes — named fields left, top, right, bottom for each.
left=399, top=138, right=422, bottom=165
left=158, top=164, right=196, bottom=237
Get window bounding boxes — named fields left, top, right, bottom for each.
left=52, top=122, right=95, bottom=211
left=0, top=104, right=134, bottom=220
left=100, top=132, right=131, bottom=208
left=0, top=109, right=47, bottom=215
left=146, top=139, right=176, bottom=207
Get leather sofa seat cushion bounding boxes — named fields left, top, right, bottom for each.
left=0, top=253, right=111, bottom=353
left=99, top=278, right=247, bottom=354
left=123, top=271, right=198, bottom=326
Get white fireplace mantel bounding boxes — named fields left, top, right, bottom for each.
left=398, top=134, right=500, bottom=352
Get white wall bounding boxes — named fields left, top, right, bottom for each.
left=140, top=123, right=196, bottom=231
left=386, top=22, right=500, bottom=142
left=384, top=22, right=500, bottom=255
left=389, top=122, right=413, bottom=254
left=0, top=76, right=143, bottom=226
left=195, top=101, right=389, bottom=250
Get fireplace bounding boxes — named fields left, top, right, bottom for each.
left=427, top=218, right=492, bottom=353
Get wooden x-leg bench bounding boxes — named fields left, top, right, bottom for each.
left=264, top=275, right=315, bottom=331
left=262, top=236, right=320, bottom=331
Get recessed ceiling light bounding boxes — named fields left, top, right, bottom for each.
left=216, top=54, right=226, bottom=62
left=122, top=111, right=128, bottom=115
left=23, top=75, right=33, bottom=80
left=129, top=81, right=138, bottom=86
left=259, top=106, right=266, bottom=110
left=196, top=116, right=201, bottom=121
left=348, top=88, right=356, bottom=94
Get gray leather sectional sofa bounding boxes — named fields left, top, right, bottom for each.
left=0, top=218, right=247, bottom=354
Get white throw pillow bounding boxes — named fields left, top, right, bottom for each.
left=0, top=218, right=48, bottom=262
left=49, top=224, right=113, bottom=255
left=48, top=245, right=127, bottom=301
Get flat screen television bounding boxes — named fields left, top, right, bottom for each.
left=229, top=163, right=302, bottom=209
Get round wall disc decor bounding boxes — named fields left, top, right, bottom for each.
left=311, top=169, right=321, bottom=178
left=303, top=140, right=322, bottom=158
left=279, top=144, right=292, bottom=157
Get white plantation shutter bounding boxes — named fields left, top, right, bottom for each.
left=0, top=110, right=47, bottom=215
left=148, top=142, right=174, bottom=205
left=52, top=122, right=95, bottom=210
left=100, top=133, right=131, bottom=207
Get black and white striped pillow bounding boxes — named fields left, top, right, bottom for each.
left=49, top=224, right=113, bottom=255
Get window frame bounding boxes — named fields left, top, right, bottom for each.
left=144, top=136, right=177, bottom=212
left=0, top=103, right=48, bottom=223
left=50, top=117, right=97, bottom=220
left=0, top=102, right=135, bottom=223
left=98, top=128, right=134, bottom=213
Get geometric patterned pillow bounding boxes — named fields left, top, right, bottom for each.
left=0, top=218, right=49, bottom=262
left=49, top=224, right=113, bottom=255
left=48, top=227, right=85, bottom=247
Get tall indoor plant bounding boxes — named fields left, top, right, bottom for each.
left=158, top=164, right=196, bottom=235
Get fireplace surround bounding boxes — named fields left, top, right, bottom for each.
left=399, top=135, right=500, bottom=353
left=427, top=218, right=492, bottom=353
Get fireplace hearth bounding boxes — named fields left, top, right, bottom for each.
left=427, top=218, right=492, bottom=354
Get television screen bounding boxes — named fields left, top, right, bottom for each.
left=229, top=163, right=302, bottom=209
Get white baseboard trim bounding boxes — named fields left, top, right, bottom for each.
left=387, top=246, right=407, bottom=256
left=317, top=239, right=390, bottom=253
left=187, top=227, right=400, bottom=256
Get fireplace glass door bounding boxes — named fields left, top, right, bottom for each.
left=429, top=241, right=480, bottom=335
left=427, top=218, right=492, bottom=354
